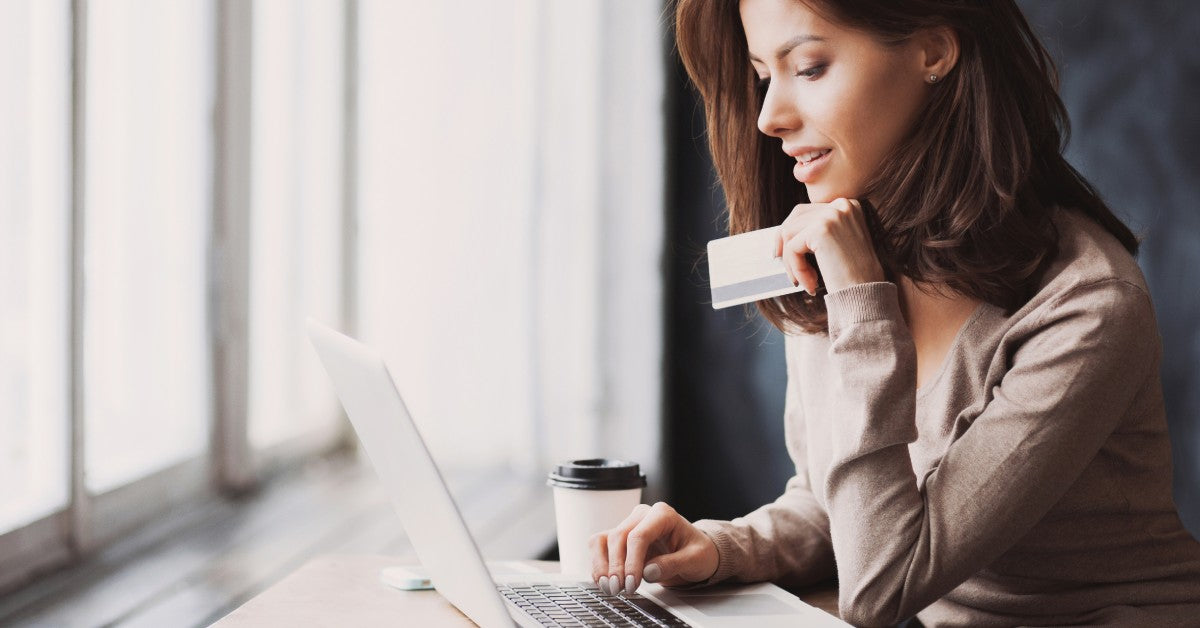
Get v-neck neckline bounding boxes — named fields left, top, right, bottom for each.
left=916, top=301, right=986, bottom=400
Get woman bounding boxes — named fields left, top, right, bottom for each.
left=589, top=0, right=1200, bottom=625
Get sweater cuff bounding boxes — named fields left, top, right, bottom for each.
left=823, top=282, right=903, bottom=339
left=679, top=519, right=737, bottom=587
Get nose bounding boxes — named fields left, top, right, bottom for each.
left=757, top=82, right=798, bottom=138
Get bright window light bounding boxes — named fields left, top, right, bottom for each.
left=247, top=0, right=345, bottom=450
left=83, top=0, right=213, bottom=493
left=0, top=0, right=71, bottom=535
left=357, top=0, right=538, bottom=469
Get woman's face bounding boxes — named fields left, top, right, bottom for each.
left=740, top=0, right=934, bottom=203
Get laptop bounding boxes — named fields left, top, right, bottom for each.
left=307, top=320, right=849, bottom=627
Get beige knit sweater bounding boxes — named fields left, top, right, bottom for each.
left=690, top=207, right=1200, bottom=627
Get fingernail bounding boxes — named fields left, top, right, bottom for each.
left=643, top=563, right=662, bottom=582
left=625, top=574, right=635, bottom=595
left=606, top=575, right=617, bottom=595
left=600, top=576, right=610, bottom=595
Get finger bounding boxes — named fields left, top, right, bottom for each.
left=643, top=549, right=691, bottom=586
left=772, top=226, right=797, bottom=286
left=602, top=505, right=651, bottom=594
left=833, top=197, right=867, bottom=238
left=784, top=233, right=819, bottom=295
left=623, top=503, right=678, bottom=593
left=589, top=531, right=610, bottom=591
left=606, top=527, right=630, bottom=594
left=615, top=503, right=652, bottom=531
left=643, top=555, right=675, bottom=585
left=648, top=540, right=708, bottom=586
left=778, top=204, right=822, bottom=282
left=847, top=198, right=873, bottom=241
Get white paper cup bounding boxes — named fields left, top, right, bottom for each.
left=547, top=459, right=647, bottom=577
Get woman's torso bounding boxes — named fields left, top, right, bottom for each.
left=787, top=207, right=1200, bottom=626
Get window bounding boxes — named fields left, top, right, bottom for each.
left=356, top=0, right=665, bottom=477
left=248, top=0, right=345, bottom=451
left=356, top=0, right=539, bottom=469
left=83, top=0, right=214, bottom=493
left=0, top=0, right=666, bottom=598
left=0, top=0, right=355, bottom=593
left=0, top=0, right=71, bottom=537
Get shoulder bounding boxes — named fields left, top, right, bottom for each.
left=1033, top=206, right=1150, bottom=304
left=1005, top=206, right=1158, bottom=358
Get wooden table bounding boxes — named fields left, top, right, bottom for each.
left=211, top=554, right=841, bottom=626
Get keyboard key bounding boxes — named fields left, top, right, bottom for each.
left=499, top=582, right=693, bottom=627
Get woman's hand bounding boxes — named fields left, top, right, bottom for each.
left=588, top=502, right=719, bottom=596
left=772, top=198, right=885, bottom=295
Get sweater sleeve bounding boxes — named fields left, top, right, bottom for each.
left=684, top=333, right=837, bottom=589
left=820, top=280, right=1158, bottom=627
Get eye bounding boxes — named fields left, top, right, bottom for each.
left=797, top=64, right=827, bottom=80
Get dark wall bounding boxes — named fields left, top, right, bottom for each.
left=664, top=1, right=1200, bottom=534
left=661, top=25, right=792, bottom=521
left=661, top=99, right=791, bottom=519
left=1018, top=0, right=1200, bottom=535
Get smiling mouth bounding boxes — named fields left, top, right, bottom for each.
left=796, top=148, right=831, bottom=165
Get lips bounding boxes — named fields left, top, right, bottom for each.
left=796, top=148, right=831, bottom=164
left=790, top=148, right=832, bottom=182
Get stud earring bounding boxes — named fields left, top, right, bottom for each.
left=928, top=73, right=939, bottom=83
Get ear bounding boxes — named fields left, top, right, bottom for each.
left=913, top=25, right=959, bottom=83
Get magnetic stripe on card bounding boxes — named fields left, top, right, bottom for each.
left=711, top=272, right=796, bottom=304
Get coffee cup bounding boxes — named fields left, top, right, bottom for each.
left=547, top=458, right=646, bottom=577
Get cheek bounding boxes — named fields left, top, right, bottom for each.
left=834, top=73, right=923, bottom=180
left=805, top=85, right=882, bottom=194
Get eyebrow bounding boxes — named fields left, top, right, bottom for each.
left=748, top=34, right=826, bottom=63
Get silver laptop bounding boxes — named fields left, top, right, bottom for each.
left=307, top=320, right=848, bottom=627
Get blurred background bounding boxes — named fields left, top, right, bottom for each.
left=0, top=0, right=1196, bottom=626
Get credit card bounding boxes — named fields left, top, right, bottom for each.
left=707, top=226, right=804, bottom=309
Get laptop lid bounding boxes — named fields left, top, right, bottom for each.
left=306, top=320, right=514, bottom=627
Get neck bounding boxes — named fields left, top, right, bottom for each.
left=895, top=276, right=979, bottom=328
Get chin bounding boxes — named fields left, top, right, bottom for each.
left=803, top=186, right=834, bottom=203
left=803, top=184, right=857, bottom=205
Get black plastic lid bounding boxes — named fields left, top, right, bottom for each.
left=546, top=458, right=647, bottom=491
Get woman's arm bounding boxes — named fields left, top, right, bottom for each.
left=590, top=334, right=837, bottom=595
left=822, top=279, right=1157, bottom=627
left=688, top=333, right=837, bottom=589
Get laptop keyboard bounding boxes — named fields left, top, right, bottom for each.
left=497, top=582, right=692, bottom=627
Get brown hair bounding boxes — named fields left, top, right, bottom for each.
left=675, top=0, right=1138, bottom=334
